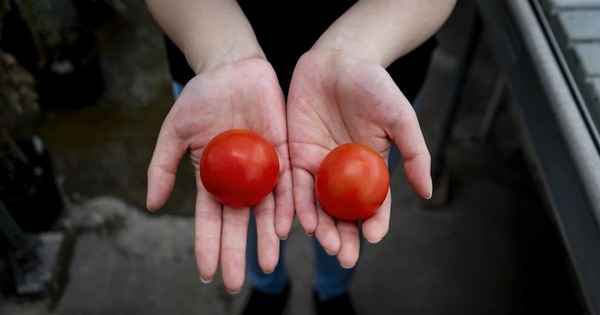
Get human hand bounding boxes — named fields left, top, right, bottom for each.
left=146, top=57, right=293, bottom=293
left=287, top=49, right=432, bottom=268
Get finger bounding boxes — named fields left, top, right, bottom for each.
left=390, top=104, right=433, bottom=199
left=314, top=202, right=341, bottom=255
left=147, top=122, right=187, bottom=211
left=194, top=180, right=222, bottom=284
left=254, top=193, right=280, bottom=273
left=336, top=220, right=361, bottom=269
left=274, top=145, right=294, bottom=240
left=361, top=189, right=391, bottom=243
left=292, top=167, right=318, bottom=234
left=220, top=205, right=250, bottom=294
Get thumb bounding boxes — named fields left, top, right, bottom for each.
left=389, top=104, right=433, bottom=199
left=147, top=124, right=187, bottom=210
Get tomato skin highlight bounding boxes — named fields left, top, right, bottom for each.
left=315, top=143, right=389, bottom=221
left=200, top=129, right=279, bottom=208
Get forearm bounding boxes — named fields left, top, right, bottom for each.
left=314, top=0, right=456, bottom=67
left=145, top=0, right=264, bottom=74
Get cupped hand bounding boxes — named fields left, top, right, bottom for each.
left=287, top=49, right=432, bottom=268
left=146, top=57, right=293, bottom=293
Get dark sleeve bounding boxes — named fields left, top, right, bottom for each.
left=387, top=36, right=438, bottom=103
left=161, top=5, right=438, bottom=102
left=164, top=35, right=196, bottom=85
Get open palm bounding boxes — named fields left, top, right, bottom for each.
left=147, top=57, right=293, bottom=293
left=287, top=49, right=432, bottom=268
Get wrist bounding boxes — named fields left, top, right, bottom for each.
left=193, top=49, right=266, bottom=75
left=188, top=41, right=266, bottom=74
left=158, top=0, right=266, bottom=74
left=313, top=30, right=383, bottom=66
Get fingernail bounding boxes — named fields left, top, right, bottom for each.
left=367, top=237, right=382, bottom=244
left=425, top=177, right=433, bottom=199
left=325, top=249, right=336, bottom=256
left=264, top=268, right=275, bottom=275
left=227, top=288, right=241, bottom=295
left=200, top=276, right=213, bottom=284
left=306, top=231, right=314, bottom=237
left=425, top=189, right=433, bottom=200
left=340, top=262, right=356, bottom=269
left=280, top=234, right=288, bottom=241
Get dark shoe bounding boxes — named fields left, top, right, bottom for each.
left=314, top=291, right=357, bottom=315
left=240, top=283, right=291, bottom=315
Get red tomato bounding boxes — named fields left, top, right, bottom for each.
left=200, top=129, right=279, bottom=208
left=315, top=143, right=389, bottom=221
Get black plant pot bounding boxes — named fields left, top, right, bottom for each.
left=72, top=0, right=117, bottom=27
left=0, top=137, right=64, bottom=234
left=37, top=27, right=105, bottom=110
left=0, top=4, right=40, bottom=74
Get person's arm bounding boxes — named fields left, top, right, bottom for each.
left=144, top=0, right=293, bottom=294
left=312, top=0, right=457, bottom=202
left=315, top=0, right=456, bottom=68
left=145, top=0, right=264, bottom=73
left=288, top=0, right=456, bottom=267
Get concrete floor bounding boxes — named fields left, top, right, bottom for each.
left=0, top=0, right=588, bottom=314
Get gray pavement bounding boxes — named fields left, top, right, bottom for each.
left=0, top=0, right=587, bottom=314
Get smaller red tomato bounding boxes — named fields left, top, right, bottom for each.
left=200, top=129, right=279, bottom=208
left=315, top=143, right=389, bottom=221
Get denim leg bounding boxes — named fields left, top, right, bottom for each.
left=313, top=237, right=357, bottom=300
left=171, top=81, right=185, bottom=100
left=389, top=142, right=401, bottom=175
left=312, top=98, right=418, bottom=299
left=312, top=141, right=398, bottom=301
left=246, top=211, right=289, bottom=294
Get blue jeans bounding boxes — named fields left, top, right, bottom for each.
left=172, top=81, right=409, bottom=300
left=246, top=143, right=401, bottom=300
